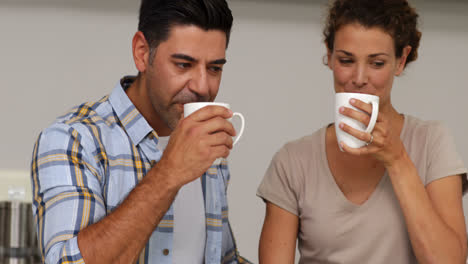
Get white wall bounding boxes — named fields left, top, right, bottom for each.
left=1, top=0, right=467, bottom=262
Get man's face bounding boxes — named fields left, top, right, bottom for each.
left=144, top=25, right=227, bottom=132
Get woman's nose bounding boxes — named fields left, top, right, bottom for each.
left=352, top=64, right=368, bottom=88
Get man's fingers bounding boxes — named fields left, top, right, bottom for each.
left=211, top=145, right=231, bottom=159
left=209, top=132, right=234, bottom=149
left=201, top=116, right=236, bottom=137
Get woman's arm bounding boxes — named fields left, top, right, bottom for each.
left=387, top=154, right=467, bottom=264
left=259, top=202, right=299, bottom=264
left=343, top=136, right=467, bottom=263
left=339, top=99, right=467, bottom=264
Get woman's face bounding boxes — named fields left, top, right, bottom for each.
left=327, top=23, right=410, bottom=108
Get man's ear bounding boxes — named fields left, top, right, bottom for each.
left=395, top=45, right=412, bottom=76
left=132, top=31, right=151, bottom=73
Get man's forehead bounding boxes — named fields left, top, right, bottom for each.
left=159, top=25, right=227, bottom=60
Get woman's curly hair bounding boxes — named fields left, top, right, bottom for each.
left=323, top=0, right=422, bottom=67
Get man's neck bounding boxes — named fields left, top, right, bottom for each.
left=125, top=75, right=172, bottom=136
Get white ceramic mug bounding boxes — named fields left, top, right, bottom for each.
left=184, top=102, right=245, bottom=165
left=335, top=92, right=379, bottom=151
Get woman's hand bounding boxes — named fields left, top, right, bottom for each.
left=338, top=98, right=405, bottom=167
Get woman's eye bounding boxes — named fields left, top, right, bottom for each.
left=339, top=58, right=353, bottom=65
left=372, top=61, right=385, bottom=67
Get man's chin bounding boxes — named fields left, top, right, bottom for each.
left=166, top=108, right=184, bottom=129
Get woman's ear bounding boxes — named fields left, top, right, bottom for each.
left=326, top=45, right=333, bottom=70
left=395, top=45, right=412, bottom=76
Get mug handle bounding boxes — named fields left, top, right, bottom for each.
left=364, top=101, right=379, bottom=133
left=232, top=112, right=245, bottom=145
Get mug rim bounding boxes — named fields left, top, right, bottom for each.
left=335, top=92, right=379, bottom=98
left=184, top=102, right=230, bottom=108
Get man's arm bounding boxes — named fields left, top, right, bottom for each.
left=33, top=106, right=234, bottom=264
left=77, top=164, right=178, bottom=264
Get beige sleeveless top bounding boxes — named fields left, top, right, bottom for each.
left=257, top=115, right=467, bottom=264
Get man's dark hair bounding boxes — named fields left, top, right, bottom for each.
left=138, top=0, right=233, bottom=63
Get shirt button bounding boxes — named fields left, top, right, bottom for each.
left=148, top=133, right=155, bottom=140
left=162, top=249, right=170, bottom=256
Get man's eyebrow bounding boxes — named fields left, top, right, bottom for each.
left=209, top=58, right=227, bottom=65
left=171, top=53, right=196, bottom=62
left=171, top=54, right=226, bottom=65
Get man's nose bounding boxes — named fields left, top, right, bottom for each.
left=187, top=66, right=209, bottom=97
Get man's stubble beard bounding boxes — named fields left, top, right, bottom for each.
left=146, top=73, right=210, bottom=132
left=164, top=89, right=211, bottom=130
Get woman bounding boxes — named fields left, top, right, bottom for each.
left=257, top=0, right=468, bottom=263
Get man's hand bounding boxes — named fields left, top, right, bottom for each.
left=155, top=105, right=236, bottom=188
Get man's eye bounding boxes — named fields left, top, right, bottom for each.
left=176, top=62, right=191, bottom=69
left=209, top=66, right=223, bottom=73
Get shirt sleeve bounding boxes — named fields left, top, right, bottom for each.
left=426, top=121, right=467, bottom=185
left=31, top=123, right=106, bottom=264
left=256, top=145, right=300, bottom=216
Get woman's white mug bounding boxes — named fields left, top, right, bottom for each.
left=335, top=92, right=379, bottom=151
left=184, top=102, right=245, bottom=165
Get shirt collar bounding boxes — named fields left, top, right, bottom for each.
left=109, top=76, right=156, bottom=146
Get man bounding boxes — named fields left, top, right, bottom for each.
left=31, top=0, right=249, bottom=263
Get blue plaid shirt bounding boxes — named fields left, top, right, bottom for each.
left=31, top=77, right=247, bottom=264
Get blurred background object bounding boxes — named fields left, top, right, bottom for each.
left=0, top=183, right=40, bottom=264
